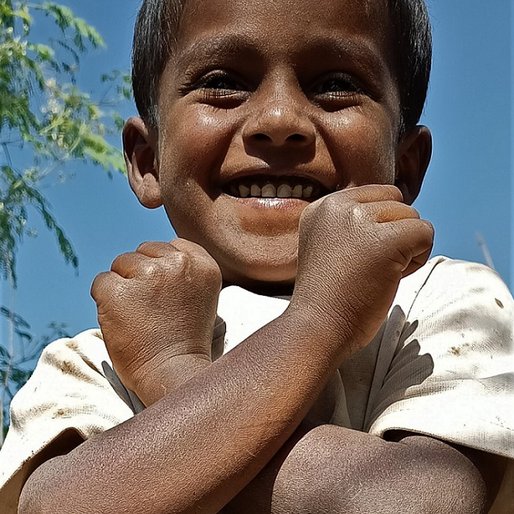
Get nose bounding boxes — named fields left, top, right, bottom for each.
left=242, top=92, right=315, bottom=148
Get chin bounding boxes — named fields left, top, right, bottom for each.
left=220, top=256, right=297, bottom=294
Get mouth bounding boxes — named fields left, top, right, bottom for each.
left=222, top=175, right=331, bottom=200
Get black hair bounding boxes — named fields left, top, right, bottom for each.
left=132, top=0, right=432, bottom=133
left=388, top=0, right=432, bottom=131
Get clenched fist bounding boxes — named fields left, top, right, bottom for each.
left=91, top=238, right=222, bottom=401
left=289, top=184, right=434, bottom=357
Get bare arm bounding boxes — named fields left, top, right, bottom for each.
left=25, top=333, right=497, bottom=514
left=19, top=311, right=343, bottom=514
left=19, top=186, right=434, bottom=513
left=223, top=425, right=504, bottom=514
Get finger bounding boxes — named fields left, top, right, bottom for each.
left=171, top=239, right=222, bottom=288
left=90, top=271, right=122, bottom=303
left=136, top=241, right=177, bottom=258
left=171, top=238, right=219, bottom=267
left=111, top=252, right=152, bottom=279
left=331, top=184, right=404, bottom=204
left=356, top=200, right=420, bottom=223
left=381, top=218, right=434, bottom=272
left=170, top=238, right=210, bottom=258
left=137, top=239, right=213, bottom=264
left=402, top=247, right=433, bottom=278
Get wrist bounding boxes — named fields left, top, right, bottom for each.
left=287, top=288, right=370, bottom=359
left=135, top=353, right=211, bottom=407
left=284, top=299, right=349, bottom=353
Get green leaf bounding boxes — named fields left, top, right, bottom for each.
left=0, top=1, right=131, bottom=434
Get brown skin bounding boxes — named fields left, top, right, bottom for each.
left=138, top=0, right=429, bottom=289
left=93, top=238, right=221, bottom=405
left=19, top=0, right=503, bottom=512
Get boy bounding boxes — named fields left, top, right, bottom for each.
left=1, top=0, right=513, bottom=512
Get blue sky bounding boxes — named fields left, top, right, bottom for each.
left=1, top=0, right=512, bottom=342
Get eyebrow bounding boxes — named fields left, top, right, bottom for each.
left=294, top=34, right=390, bottom=81
left=174, top=34, right=260, bottom=73
left=174, top=32, right=390, bottom=84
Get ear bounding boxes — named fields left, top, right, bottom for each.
left=123, top=116, right=162, bottom=209
left=395, top=126, right=432, bottom=205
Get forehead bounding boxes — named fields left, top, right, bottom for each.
left=175, top=0, right=392, bottom=63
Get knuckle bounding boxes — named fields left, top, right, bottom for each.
left=90, top=272, right=110, bottom=299
left=377, top=184, right=402, bottom=201
left=310, top=195, right=340, bottom=222
left=172, top=239, right=211, bottom=263
left=388, top=184, right=403, bottom=200
left=162, top=250, right=190, bottom=277
left=423, top=220, right=435, bottom=235
left=110, top=253, right=130, bottom=270
left=171, top=238, right=204, bottom=256
left=140, top=259, right=166, bottom=278
left=204, top=261, right=222, bottom=286
left=353, top=184, right=375, bottom=198
left=171, top=250, right=188, bottom=268
left=137, top=241, right=170, bottom=255
left=405, top=205, right=420, bottom=219
left=171, top=237, right=193, bottom=250
left=299, top=202, right=316, bottom=226
left=320, top=193, right=340, bottom=212
left=347, top=184, right=378, bottom=200
left=91, top=273, right=125, bottom=305
left=198, top=251, right=220, bottom=272
left=169, top=243, right=222, bottom=289
left=349, top=202, right=365, bottom=219
left=136, top=241, right=153, bottom=252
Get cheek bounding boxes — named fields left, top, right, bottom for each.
left=159, top=104, right=235, bottom=190
left=327, top=110, right=398, bottom=186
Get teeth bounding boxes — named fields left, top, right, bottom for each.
left=303, top=185, right=314, bottom=199
left=229, top=180, right=321, bottom=199
left=277, top=184, right=292, bottom=198
left=261, top=183, right=276, bottom=198
left=292, top=184, right=303, bottom=198
left=238, top=184, right=250, bottom=198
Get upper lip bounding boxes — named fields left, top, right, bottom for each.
left=219, top=166, right=338, bottom=192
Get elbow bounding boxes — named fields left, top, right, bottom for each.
left=19, top=478, right=41, bottom=514
left=325, top=468, right=488, bottom=514
left=300, top=428, right=490, bottom=514
left=18, top=459, right=63, bottom=514
left=18, top=469, right=52, bottom=514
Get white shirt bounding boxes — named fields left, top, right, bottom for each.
left=0, top=256, right=513, bottom=512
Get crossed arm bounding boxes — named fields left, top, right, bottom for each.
left=223, top=426, right=499, bottom=514
left=18, top=187, right=506, bottom=512
left=18, top=311, right=500, bottom=514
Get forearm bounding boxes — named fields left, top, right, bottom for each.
left=137, top=353, right=211, bottom=406
left=223, top=425, right=490, bottom=514
left=20, top=308, right=345, bottom=514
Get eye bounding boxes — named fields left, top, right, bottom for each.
left=180, top=70, right=249, bottom=107
left=312, top=73, right=363, bottom=97
left=199, top=71, right=244, bottom=92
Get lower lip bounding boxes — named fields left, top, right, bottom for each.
left=223, top=194, right=313, bottom=210
left=221, top=193, right=308, bottom=235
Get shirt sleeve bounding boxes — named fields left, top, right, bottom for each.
left=366, top=258, right=513, bottom=455
left=364, top=258, right=514, bottom=513
left=0, top=329, right=134, bottom=513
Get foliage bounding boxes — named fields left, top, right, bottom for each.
left=0, top=0, right=131, bottom=285
left=0, top=1, right=131, bottom=442
left=0, top=306, right=69, bottom=439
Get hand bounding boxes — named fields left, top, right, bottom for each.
left=91, top=239, right=222, bottom=400
left=289, top=185, right=433, bottom=356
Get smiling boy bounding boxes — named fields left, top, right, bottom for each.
left=1, top=0, right=513, bottom=512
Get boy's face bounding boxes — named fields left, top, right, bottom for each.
left=125, top=0, right=430, bottom=289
